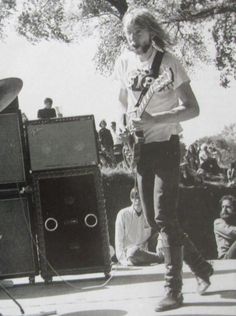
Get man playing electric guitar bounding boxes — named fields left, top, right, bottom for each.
left=114, top=7, right=213, bottom=312
left=122, top=69, right=173, bottom=170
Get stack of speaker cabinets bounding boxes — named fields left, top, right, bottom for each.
left=0, top=103, right=38, bottom=283
left=25, top=115, right=111, bottom=283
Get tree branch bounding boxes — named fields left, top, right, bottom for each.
left=163, top=2, right=236, bottom=24
left=105, top=0, right=128, bottom=18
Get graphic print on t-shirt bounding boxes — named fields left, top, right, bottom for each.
left=127, top=68, right=155, bottom=91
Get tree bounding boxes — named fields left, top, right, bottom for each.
left=0, top=0, right=17, bottom=39
left=220, top=123, right=236, bottom=143
left=1, top=0, right=236, bottom=86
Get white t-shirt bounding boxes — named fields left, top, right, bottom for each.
left=114, top=49, right=190, bottom=142
left=115, top=206, right=151, bottom=265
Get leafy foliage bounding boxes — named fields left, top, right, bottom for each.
left=220, top=123, right=236, bottom=144
left=1, top=0, right=235, bottom=86
left=17, top=0, right=70, bottom=43
left=212, top=13, right=236, bottom=87
left=0, top=0, right=17, bottom=39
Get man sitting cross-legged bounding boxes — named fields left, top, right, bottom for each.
left=115, top=187, right=163, bottom=266
left=115, top=187, right=213, bottom=295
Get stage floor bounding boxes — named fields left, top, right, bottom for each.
left=0, top=260, right=235, bottom=316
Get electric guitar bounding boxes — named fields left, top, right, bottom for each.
left=122, top=68, right=174, bottom=170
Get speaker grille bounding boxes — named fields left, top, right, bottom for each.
left=0, top=198, right=38, bottom=277
left=26, top=115, right=99, bottom=171
left=0, top=113, right=25, bottom=184
left=33, top=167, right=111, bottom=277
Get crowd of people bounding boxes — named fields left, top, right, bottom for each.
left=181, top=142, right=235, bottom=187
left=97, top=118, right=236, bottom=189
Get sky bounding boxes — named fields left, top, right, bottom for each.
left=1, top=32, right=236, bottom=146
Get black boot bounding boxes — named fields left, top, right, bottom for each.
left=183, top=233, right=214, bottom=295
left=155, top=246, right=184, bottom=312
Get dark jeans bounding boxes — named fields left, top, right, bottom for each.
left=137, top=135, right=183, bottom=247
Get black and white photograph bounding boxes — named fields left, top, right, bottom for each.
left=0, top=1, right=236, bottom=315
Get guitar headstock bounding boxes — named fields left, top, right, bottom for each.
left=152, top=68, right=173, bottom=92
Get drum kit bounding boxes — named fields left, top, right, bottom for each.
left=0, top=77, right=23, bottom=113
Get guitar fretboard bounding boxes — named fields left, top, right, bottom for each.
left=136, top=84, right=155, bottom=118
left=136, top=69, right=172, bottom=118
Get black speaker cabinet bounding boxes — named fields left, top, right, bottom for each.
left=0, top=197, right=38, bottom=280
left=32, top=167, right=111, bottom=282
left=26, top=115, right=99, bottom=171
left=0, top=112, right=26, bottom=184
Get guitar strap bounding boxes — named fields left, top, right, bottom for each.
left=151, top=50, right=165, bottom=79
left=135, top=50, right=164, bottom=108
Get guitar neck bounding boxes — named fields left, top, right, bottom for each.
left=136, top=85, right=155, bottom=118
left=133, top=69, right=172, bottom=119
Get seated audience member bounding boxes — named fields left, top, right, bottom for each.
left=198, top=143, right=221, bottom=176
left=37, top=97, right=57, bottom=119
left=115, top=187, right=214, bottom=294
left=185, top=143, right=200, bottom=171
left=115, top=188, right=213, bottom=294
left=199, top=143, right=210, bottom=166
left=214, top=195, right=236, bottom=259
left=180, top=162, right=200, bottom=186
left=115, top=187, right=163, bottom=266
left=208, top=143, right=222, bottom=165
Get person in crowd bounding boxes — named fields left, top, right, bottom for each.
left=208, top=143, right=222, bottom=164
left=214, top=195, right=236, bottom=259
left=185, top=143, right=200, bottom=171
left=199, top=143, right=211, bottom=166
left=110, top=121, right=123, bottom=164
left=180, top=162, right=198, bottom=186
left=115, top=187, right=164, bottom=266
left=37, top=97, right=57, bottom=119
left=98, top=119, right=116, bottom=167
left=198, top=143, right=222, bottom=177
left=111, top=121, right=123, bottom=147
left=113, top=7, right=213, bottom=311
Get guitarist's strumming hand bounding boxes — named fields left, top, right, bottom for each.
left=130, top=110, right=155, bottom=132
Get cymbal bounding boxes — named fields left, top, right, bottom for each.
left=0, top=77, right=23, bottom=113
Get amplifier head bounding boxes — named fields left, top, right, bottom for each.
left=26, top=115, right=99, bottom=171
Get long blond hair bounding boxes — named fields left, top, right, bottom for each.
left=122, top=7, right=171, bottom=50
